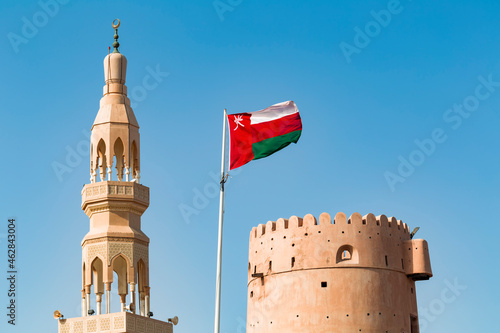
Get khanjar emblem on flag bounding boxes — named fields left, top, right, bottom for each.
left=227, top=101, right=302, bottom=170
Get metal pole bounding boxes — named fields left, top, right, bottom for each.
left=214, top=109, right=227, bottom=333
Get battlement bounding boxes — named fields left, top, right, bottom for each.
left=250, top=212, right=410, bottom=240
left=248, top=212, right=431, bottom=283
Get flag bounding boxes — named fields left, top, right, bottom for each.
left=227, top=101, right=302, bottom=170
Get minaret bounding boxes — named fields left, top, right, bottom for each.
left=57, top=20, right=175, bottom=333
left=82, top=18, right=149, bottom=317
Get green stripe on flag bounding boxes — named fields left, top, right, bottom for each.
left=252, top=130, right=302, bottom=160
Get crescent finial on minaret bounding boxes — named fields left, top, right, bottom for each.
left=112, top=19, right=120, bottom=53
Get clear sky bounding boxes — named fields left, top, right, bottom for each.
left=0, top=0, right=498, bottom=332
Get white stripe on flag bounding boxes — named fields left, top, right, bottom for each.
left=250, top=101, right=299, bottom=125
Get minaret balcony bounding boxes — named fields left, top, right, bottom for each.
left=82, top=181, right=149, bottom=214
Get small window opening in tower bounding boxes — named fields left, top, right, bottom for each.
left=385, top=255, right=388, bottom=267
left=401, top=258, right=405, bottom=270
left=321, top=281, right=327, bottom=288
left=269, top=261, right=272, bottom=271
left=336, top=245, right=356, bottom=264
left=291, top=257, right=295, bottom=268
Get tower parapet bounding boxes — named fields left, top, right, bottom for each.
left=247, top=211, right=432, bottom=333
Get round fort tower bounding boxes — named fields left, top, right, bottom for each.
left=247, top=212, right=432, bottom=333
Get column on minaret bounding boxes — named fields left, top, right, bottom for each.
left=125, top=166, right=130, bottom=181
left=81, top=290, right=87, bottom=317
left=130, top=283, right=136, bottom=313
left=85, top=285, right=91, bottom=316
left=82, top=262, right=87, bottom=316
left=137, top=259, right=149, bottom=316
left=120, top=294, right=126, bottom=312
left=140, top=292, right=145, bottom=316
left=96, top=294, right=102, bottom=315
left=105, top=282, right=111, bottom=314
left=145, top=286, right=151, bottom=316
left=90, top=168, right=96, bottom=183
left=130, top=140, right=140, bottom=183
left=90, top=151, right=96, bottom=183
left=107, top=165, right=112, bottom=180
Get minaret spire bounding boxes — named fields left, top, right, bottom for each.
left=112, top=18, right=120, bottom=53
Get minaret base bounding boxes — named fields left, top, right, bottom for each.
left=58, top=312, right=173, bottom=333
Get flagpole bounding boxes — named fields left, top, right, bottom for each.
left=214, top=108, right=227, bottom=333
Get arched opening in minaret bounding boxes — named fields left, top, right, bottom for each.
left=131, top=141, right=138, bottom=181
left=112, top=255, right=128, bottom=294
left=91, top=257, right=104, bottom=294
left=114, top=138, right=124, bottom=181
left=89, top=257, right=104, bottom=314
left=97, top=139, right=107, bottom=182
left=110, top=271, right=121, bottom=313
left=110, top=254, right=131, bottom=313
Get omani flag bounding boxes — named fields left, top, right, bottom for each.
left=227, top=101, right=302, bottom=170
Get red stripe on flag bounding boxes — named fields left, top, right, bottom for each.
left=251, top=112, right=302, bottom=143
left=228, top=113, right=254, bottom=170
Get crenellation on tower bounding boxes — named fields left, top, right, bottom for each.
left=247, top=211, right=432, bottom=332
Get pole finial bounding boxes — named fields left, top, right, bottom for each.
left=112, top=19, right=120, bottom=53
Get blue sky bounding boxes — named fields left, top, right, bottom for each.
left=0, top=0, right=498, bottom=332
